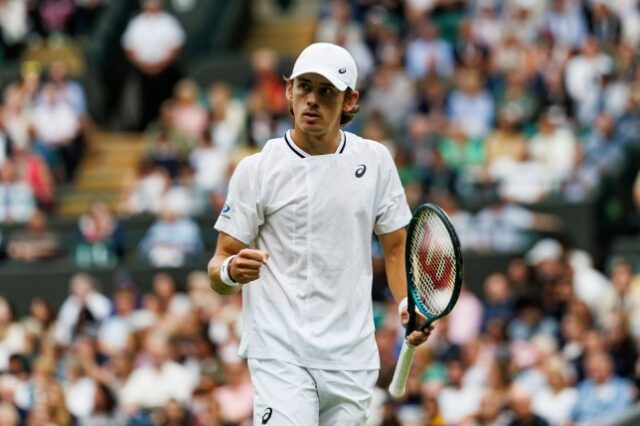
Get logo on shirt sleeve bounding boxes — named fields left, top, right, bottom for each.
left=221, top=203, right=231, bottom=218
left=355, top=164, right=367, bottom=178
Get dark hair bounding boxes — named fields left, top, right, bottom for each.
left=285, top=78, right=361, bottom=125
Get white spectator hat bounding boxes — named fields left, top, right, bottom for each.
left=526, top=238, right=563, bottom=265
left=289, top=43, right=357, bottom=91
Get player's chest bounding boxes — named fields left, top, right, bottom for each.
left=262, top=157, right=378, bottom=218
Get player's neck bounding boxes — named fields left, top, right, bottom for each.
left=291, top=127, right=341, bottom=156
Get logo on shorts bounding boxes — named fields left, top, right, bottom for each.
left=261, top=407, right=273, bottom=424
left=355, top=164, right=367, bottom=178
left=338, top=67, right=347, bottom=74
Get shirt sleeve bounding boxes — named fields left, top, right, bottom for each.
left=214, top=155, right=263, bottom=245
left=374, top=146, right=412, bottom=235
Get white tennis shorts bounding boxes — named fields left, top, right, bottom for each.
left=248, top=358, right=379, bottom=425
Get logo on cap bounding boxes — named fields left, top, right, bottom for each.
left=338, top=67, right=346, bottom=74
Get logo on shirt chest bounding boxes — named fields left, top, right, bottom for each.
left=261, top=407, right=273, bottom=424
left=355, top=164, right=367, bottom=178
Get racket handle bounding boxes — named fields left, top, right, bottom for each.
left=388, top=341, right=416, bottom=398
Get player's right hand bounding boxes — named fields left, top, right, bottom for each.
left=229, top=249, right=269, bottom=284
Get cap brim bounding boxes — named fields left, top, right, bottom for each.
left=289, top=68, right=349, bottom=91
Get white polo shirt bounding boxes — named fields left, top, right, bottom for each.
left=215, top=130, right=411, bottom=370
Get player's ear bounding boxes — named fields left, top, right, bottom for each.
left=285, top=79, right=293, bottom=101
left=343, top=89, right=359, bottom=113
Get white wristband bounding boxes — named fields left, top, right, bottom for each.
left=220, top=255, right=239, bottom=287
left=398, top=297, right=409, bottom=317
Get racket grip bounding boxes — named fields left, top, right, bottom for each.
left=388, top=341, right=416, bottom=398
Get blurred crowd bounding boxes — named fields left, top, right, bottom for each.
left=2, top=0, right=640, bottom=425
left=0, top=0, right=107, bottom=63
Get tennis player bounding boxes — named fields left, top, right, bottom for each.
left=208, top=42, right=432, bottom=425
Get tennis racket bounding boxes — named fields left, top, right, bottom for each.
left=388, top=203, right=464, bottom=398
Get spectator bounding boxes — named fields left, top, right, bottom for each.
left=528, top=108, right=578, bottom=190
left=79, top=382, right=128, bottom=426
left=74, top=201, right=125, bottom=269
left=508, top=385, right=549, bottom=426
left=316, top=0, right=363, bottom=47
left=189, top=131, right=231, bottom=207
left=120, top=160, right=171, bottom=216
left=39, top=0, right=76, bottom=35
left=63, top=356, right=97, bottom=419
left=121, top=0, right=185, bottom=130
left=137, top=202, right=203, bottom=267
left=6, top=208, right=60, bottom=262
left=564, top=37, right=614, bottom=125
left=120, top=331, right=195, bottom=413
left=474, top=197, right=561, bottom=253
left=531, top=356, right=577, bottom=426
left=213, top=361, right=253, bottom=425
left=0, top=0, right=28, bottom=60
left=543, top=0, right=588, bottom=49
left=481, top=273, right=515, bottom=332
left=1, top=84, right=31, bottom=150
left=595, top=258, right=640, bottom=337
left=0, top=297, right=27, bottom=372
left=32, top=82, right=82, bottom=183
left=507, top=297, right=559, bottom=342
left=246, top=48, right=288, bottom=144
left=571, top=351, right=634, bottom=424
left=55, top=273, right=111, bottom=345
left=170, top=78, right=208, bottom=145
left=13, top=145, right=55, bottom=211
left=447, top=68, right=494, bottom=138
left=406, top=20, right=454, bottom=79
left=364, top=52, right=415, bottom=131
left=437, top=356, right=482, bottom=425
left=207, top=81, right=245, bottom=153
left=0, top=159, right=36, bottom=224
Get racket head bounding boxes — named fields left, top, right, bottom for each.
left=405, top=203, right=463, bottom=334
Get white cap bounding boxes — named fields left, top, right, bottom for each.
left=525, top=238, right=563, bottom=265
left=289, top=43, right=357, bottom=91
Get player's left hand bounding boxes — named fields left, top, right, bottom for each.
left=400, top=307, right=434, bottom=346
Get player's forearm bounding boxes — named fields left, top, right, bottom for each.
left=379, top=228, right=409, bottom=304
left=384, top=249, right=408, bottom=303
left=208, top=254, right=242, bottom=295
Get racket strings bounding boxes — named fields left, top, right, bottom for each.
left=409, top=213, right=457, bottom=315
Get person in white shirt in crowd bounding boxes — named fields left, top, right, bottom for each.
left=32, top=82, right=82, bottom=182
left=528, top=107, right=578, bottom=191
left=208, top=43, right=432, bottom=425
left=532, top=355, right=578, bottom=426
left=63, top=357, right=97, bottom=420
left=120, top=331, right=196, bottom=413
left=55, top=273, right=111, bottom=346
left=208, top=81, right=246, bottom=153
left=564, top=36, right=614, bottom=125
left=438, top=355, right=482, bottom=425
left=0, top=0, right=28, bottom=59
left=121, top=0, right=185, bottom=130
